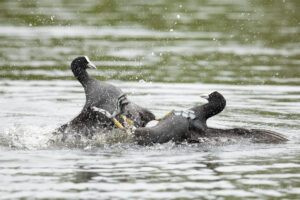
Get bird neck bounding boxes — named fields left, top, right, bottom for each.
left=202, top=99, right=225, bottom=119
left=71, top=65, right=91, bottom=87
left=192, top=99, right=226, bottom=121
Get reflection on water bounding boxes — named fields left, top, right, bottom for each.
left=0, top=0, right=300, bottom=199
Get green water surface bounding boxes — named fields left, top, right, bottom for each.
left=0, top=0, right=299, bottom=84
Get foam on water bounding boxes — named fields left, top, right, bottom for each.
left=0, top=124, right=261, bottom=151
left=0, top=124, right=136, bottom=150
left=1, top=124, right=53, bottom=150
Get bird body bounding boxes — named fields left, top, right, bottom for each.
left=55, top=56, right=155, bottom=140
left=134, top=91, right=226, bottom=145
left=133, top=91, right=288, bottom=145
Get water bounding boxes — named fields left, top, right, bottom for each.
left=0, top=0, right=300, bottom=199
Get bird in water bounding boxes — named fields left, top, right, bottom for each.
left=133, top=91, right=288, bottom=145
left=54, top=56, right=155, bottom=141
left=133, top=91, right=226, bottom=145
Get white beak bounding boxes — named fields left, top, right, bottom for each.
left=87, top=62, right=97, bottom=69
left=200, top=94, right=209, bottom=100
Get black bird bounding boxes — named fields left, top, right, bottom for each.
left=134, top=91, right=226, bottom=145
left=55, top=56, right=155, bottom=139
left=133, top=91, right=288, bottom=145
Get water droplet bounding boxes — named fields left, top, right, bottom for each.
left=176, top=14, right=180, bottom=19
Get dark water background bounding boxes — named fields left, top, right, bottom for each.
left=0, top=0, right=299, bottom=199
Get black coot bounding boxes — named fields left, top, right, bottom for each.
left=55, top=56, right=155, bottom=140
left=134, top=91, right=226, bottom=145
